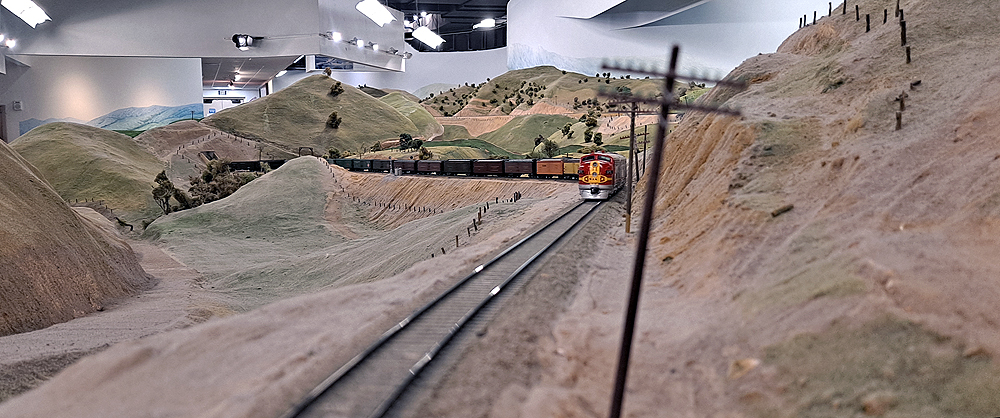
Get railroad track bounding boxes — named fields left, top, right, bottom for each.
left=281, top=199, right=603, bottom=418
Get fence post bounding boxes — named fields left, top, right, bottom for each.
left=906, top=46, right=911, bottom=64
left=896, top=111, right=902, bottom=130
left=855, top=4, right=859, bottom=21
left=900, top=20, right=907, bottom=46
left=866, top=14, right=870, bottom=32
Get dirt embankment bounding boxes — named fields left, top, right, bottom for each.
left=514, top=0, right=1000, bottom=416
left=0, top=141, right=153, bottom=337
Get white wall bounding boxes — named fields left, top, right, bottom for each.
left=508, top=0, right=833, bottom=76
left=0, top=55, right=202, bottom=141
left=202, top=88, right=262, bottom=117
left=271, top=45, right=509, bottom=98
left=5, top=0, right=406, bottom=71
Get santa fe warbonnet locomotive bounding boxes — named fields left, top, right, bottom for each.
left=577, top=152, right=626, bottom=200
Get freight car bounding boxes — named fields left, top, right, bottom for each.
left=416, top=160, right=443, bottom=174
left=443, top=159, right=473, bottom=175
left=393, top=159, right=417, bottom=174
left=578, top=152, right=627, bottom=200
left=371, top=160, right=392, bottom=172
left=473, top=159, right=504, bottom=176
left=503, top=159, right=534, bottom=178
left=535, top=159, right=563, bottom=179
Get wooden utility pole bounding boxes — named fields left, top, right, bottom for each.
left=601, top=47, right=744, bottom=418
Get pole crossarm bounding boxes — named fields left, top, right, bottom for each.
left=599, top=91, right=742, bottom=116
left=600, top=63, right=748, bottom=88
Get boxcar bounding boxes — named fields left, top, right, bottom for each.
left=443, top=159, right=473, bottom=175
left=417, top=160, right=443, bottom=174
left=535, top=159, right=563, bottom=178
left=504, top=159, right=534, bottom=177
left=331, top=158, right=353, bottom=170
left=473, top=159, right=505, bottom=176
left=371, top=160, right=392, bottom=172
left=352, top=159, right=373, bottom=171
left=393, top=159, right=417, bottom=174
left=562, top=157, right=580, bottom=179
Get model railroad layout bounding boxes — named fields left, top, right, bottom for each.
left=280, top=199, right=603, bottom=418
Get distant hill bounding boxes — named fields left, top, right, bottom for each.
left=19, top=103, right=202, bottom=136
left=202, top=75, right=419, bottom=155
left=414, top=83, right=459, bottom=100
left=477, top=114, right=577, bottom=155
left=12, top=122, right=165, bottom=221
left=420, top=65, right=663, bottom=118
left=380, top=92, right=444, bottom=140
left=89, top=104, right=202, bottom=131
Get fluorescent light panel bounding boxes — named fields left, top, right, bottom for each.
left=2, top=0, right=49, bottom=28
left=356, top=0, right=395, bottom=27
left=412, top=26, right=444, bottom=48
left=473, top=18, right=496, bottom=29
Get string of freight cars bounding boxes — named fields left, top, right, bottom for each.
left=328, top=157, right=580, bottom=179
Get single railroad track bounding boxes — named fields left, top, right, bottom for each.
left=281, top=199, right=602, bottom=418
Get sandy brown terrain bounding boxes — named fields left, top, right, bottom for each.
left=3, top=0, right=1000, bottom=417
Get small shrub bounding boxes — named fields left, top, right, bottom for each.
left=329, top=81, right=344, bottom=96
left=326, top=111, right=342, bottom=129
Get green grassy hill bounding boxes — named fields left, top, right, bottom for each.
left=477, top=114, right=577, bottom=155
left=437, top=125, right=475, bottom=141
left=12, top=122, right=165, bottom=221
left=203, top=75, right=419, bottom=155
left=380, top=92, right=444, bottom=140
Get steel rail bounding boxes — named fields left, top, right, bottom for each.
left=281, top=199, right=601, bottom=418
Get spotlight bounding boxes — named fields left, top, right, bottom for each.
left=356, top=0, right=395, bottom=27
left=2, top=0, right=50, bottom=28
left=330, top=32, right=342, bottom=42
left=412, top=26, right=444, bottom=48
left=4, top=38, right=15, bottom=49
left=473, top=18, right=496, bottom=29
left=232, top=34, right=256, bottom=51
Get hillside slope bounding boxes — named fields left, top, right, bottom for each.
left=0, top=140, right=152, bottom=337
left=202, top=75, right=419, bottom=155
left=521, top=0, right=1000, bottom=416
left=12, top=122, right=165, bottom=221
left=380, top=92, right=444, bottom=140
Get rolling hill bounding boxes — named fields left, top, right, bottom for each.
left=380, top=92, right=444, bottom=140
left=12, top=122, right=166, bottom=221
left=202, top=75, right=419, bottom=156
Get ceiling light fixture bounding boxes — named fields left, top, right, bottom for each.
left=412, top=26, right=444, bottom=49
left=473, top=18, right=496, bottom=29
left=330, top=32, right=342, bottom=42
left=356, top=0, right=395, bottom=27
left=232, top=34, right=255, bottom=51
left=2, top=0, right=50, bottom=28
left=4, top=38, right=15, bottom=48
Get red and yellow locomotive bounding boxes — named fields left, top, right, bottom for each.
left=578, top=152, right=627, bottom=200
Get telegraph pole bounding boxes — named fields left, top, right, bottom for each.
left=601, top=46, right=744, bottom=418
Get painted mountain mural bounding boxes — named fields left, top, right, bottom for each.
left=19, top=103, right=203, bottom=135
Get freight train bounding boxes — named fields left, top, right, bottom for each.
left=328, top=153, right=628, bottom=201
left=328, top=157, right=580, bottom=179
